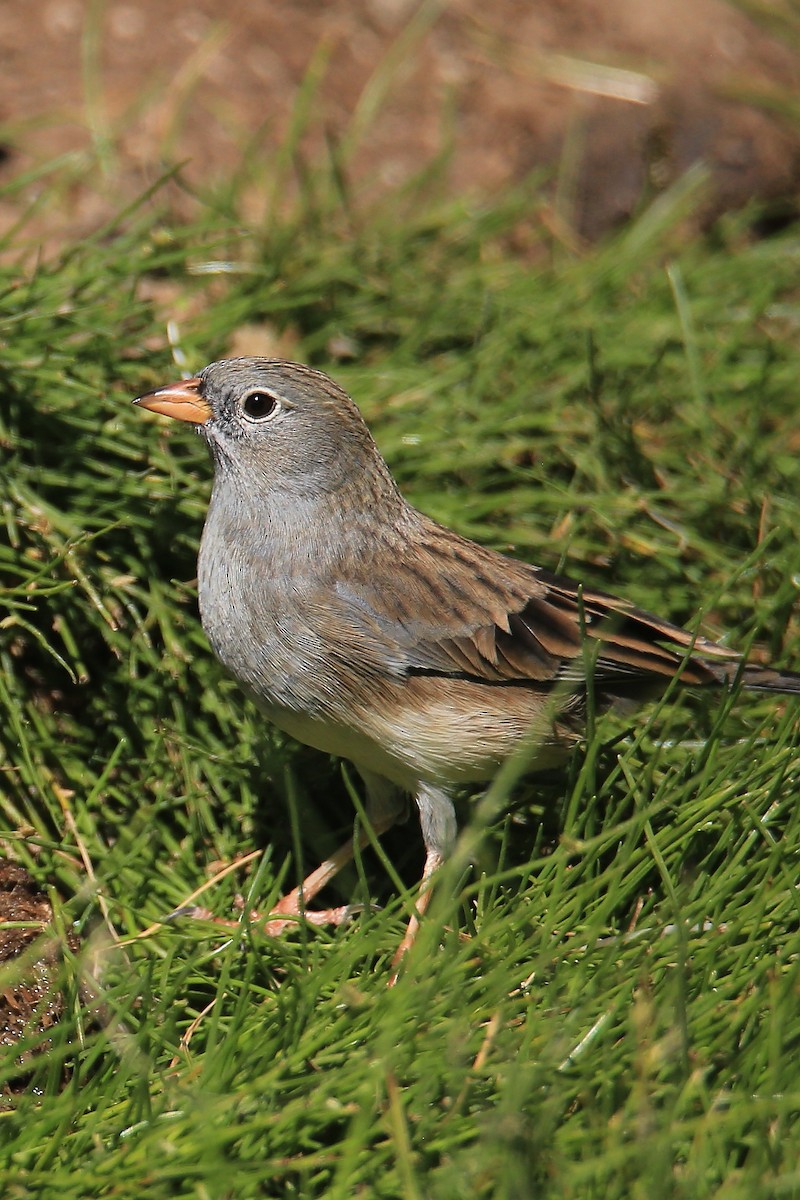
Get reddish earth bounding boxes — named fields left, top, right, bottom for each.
left=0, top=0, right=798, bottom=248
left=0, top=862, right=79, bottom=1095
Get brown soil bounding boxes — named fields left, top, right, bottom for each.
left=0, top=861, right=79, bottom=1095
left=0, top=0, right=798, bottom=247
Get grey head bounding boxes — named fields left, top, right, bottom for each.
left=136, top=357, right=402, bottom=505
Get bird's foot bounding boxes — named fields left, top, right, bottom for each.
left=253, top=897, right=373, bottom=937
left=166, top=896, right=374, bottom=937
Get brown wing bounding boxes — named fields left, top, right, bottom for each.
left=341, top=517, right=740, bottom=695
left=409, top=566, right=738, bottom=691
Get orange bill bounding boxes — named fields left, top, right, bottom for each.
left=133, top=376, right=212, bottom=424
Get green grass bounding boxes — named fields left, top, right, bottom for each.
left=1, top=159, right=799, bottom=1198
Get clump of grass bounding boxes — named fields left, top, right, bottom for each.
left=0, top=147, right=799, bottom=1197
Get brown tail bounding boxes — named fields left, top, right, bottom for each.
left=714, top=663, right=800, bottom=695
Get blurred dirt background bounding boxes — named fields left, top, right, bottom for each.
left=0, top=0, right=799, bottom=249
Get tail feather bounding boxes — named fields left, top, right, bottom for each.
left=714, top=662, right=800, bottom=695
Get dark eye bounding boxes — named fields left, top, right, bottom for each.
left=241, top=390, right=279, bottom=420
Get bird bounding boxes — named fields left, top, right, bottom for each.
left=134, top=357, right=800, bottom=974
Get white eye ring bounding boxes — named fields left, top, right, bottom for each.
left=240, top=390, right=281, bottom=421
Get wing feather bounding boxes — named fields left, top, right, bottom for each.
left=389, top=526, right=739, bottom=693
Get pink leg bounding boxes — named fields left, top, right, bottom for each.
left=388, top=847, right=444, bottom=986
left=185, top=807, right=399, bottom=936
left=258, top=817, right=395, bottom=935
